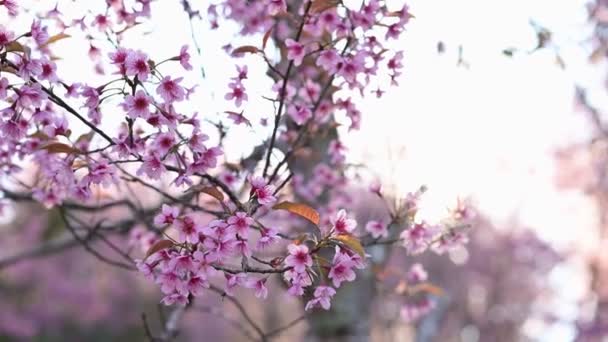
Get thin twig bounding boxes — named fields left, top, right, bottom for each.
left=262, top=0, right=313, bottom=178
left=209, top=285, right=267, bottom=341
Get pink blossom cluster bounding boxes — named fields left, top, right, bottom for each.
left=133, top=199, right=367, bottom=311
left=0, top=0, right=474, bottom=333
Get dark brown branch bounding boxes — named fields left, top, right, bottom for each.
left=264, top=314, right=307, bottom=340
left=262, top=0, right=313, bottom=178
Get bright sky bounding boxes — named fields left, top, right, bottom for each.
left=4, top=0, right=603, bottom=340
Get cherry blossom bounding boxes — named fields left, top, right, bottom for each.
left=285, top=39, right=305, bottom=66
left=330, top=209, right=357, bottom=235
left=305, top=286, right=336, bottom=311
left=284, top=243, right=312, bottom=273
left=328, top=246, right=357, bottom=288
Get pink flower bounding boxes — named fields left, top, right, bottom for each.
left=1, top=117, right=28, bottom=139
left=224, top=81, right=248, bottom=107
left=285, top=39, right=305, bottom=66
left=0, top=77, right=9, bottom=99
left=328, top=247, right=357, bottom=288
left=255, top=185, right=276, bottom=206
left=287, top=103, right=312, bottom=125
left=153, top=132, right=176, bottom=155
left=179, top=275, right=209, bottom=296
left=432, top=231, right=469, bottom=255
left=406, top=263, right=428, bottom=283
left=178, top=45, right=192, bottom=70
left=256, top=227, right=280, bottom=250
left=284, top=243, right=312, bottom=273
left=305, top=286, right=336, bottom=311
left=39, top=59, right=58, bottom=82
left=125, top=50, right=150, bottom=81
left=157, top=271, right=181, bottom=294
left=161, top=292, right=189, bottom=306
left=400, top=222, right=438, bottom=255
left=249, top=176, right=276, bottom=206
left=168, top=254, right=197, bottom=274
left=284, top=269, right=312, bottom=297
left=109, top=48, right=129, bottom=75
left=156, top=76, right=185, bottom=103
left=80, top=86, right=100, bottom=109
left=174, top=214, right=203, bottom=244
left=227, top=212, right=254, bottom=236
left=0, top=25, right=14, bottom=47
left=122, top=90, right=151, bottom=119
left=154, top=205, right=180, bottom=226
left=317, top=49, right=343, bottom=73
left=30, top=20, right=49, bottom=45
left=17, top=58, right=42, bottom=79
left=137, top=153, right=166, bottom=180
left=234, top=65, right=248, bottom=81
left=268, top=0, right=286, bottom=15
left=16, top=84, right=47, bottom=108
left=93, top=14, right=110, bottom=31
left=2, top=0, right=18, bottom=16
left=385, top=23, right=402, bottom=40
left=245, top=278, right=268, bottom=299
left=64, top=83, right=81, bottom=98
left=136, top=260, right=155, bottom=280
left=330, top=209, right=357, bottom=235
left=224, top=273, right=247, bottom=297
left=365, top=220, right=387, bottom=239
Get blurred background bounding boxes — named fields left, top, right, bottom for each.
left=2, top=0, right=608, bottom=341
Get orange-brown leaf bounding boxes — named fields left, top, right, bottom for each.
left=231, top=45, right=260, bottom=56
left=409, top=282, right=444, bottom=296
left=41, top=33, right=71, bottom=48
left=273, top=201, right=320, bottom=226
left=262, top=27, right=273, bottom=50
left=200, top=186, right=225, bottom=202
left=5, top=41, right=26, bottom=53
left=310, top=0, right=340, bottom=13
left=40, top=142, right=82, bottom=154
left=333, top=234, right=365, bottom=258
left=144, top=239, right=174, bottom=260
left=29, top=131, right=50, bottom=141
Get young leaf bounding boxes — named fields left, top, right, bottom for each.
left=311, top=0, right=340, bottom=13
left=273, top=201, right=320, bottom=226
left=409, top=282, right=444, bottom=296
left=41, top=33, right=71, bottom=48
left=144, top=239, right=174, bottom=260
left=200, top=186, right=225, bottom=202
left=231, top=45, right=260, bottom=56
left=40, top=142, right=82, bottom=154
left=5, top=41, right=26, bottom=53
left=262, top=27, right=273, bottom=50
left=334, top=234, right=365, bottom=258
